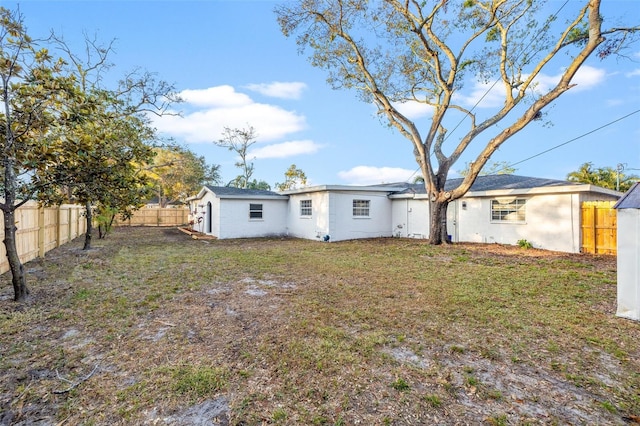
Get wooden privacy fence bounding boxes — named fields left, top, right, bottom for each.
left=581, top=201, right=617, bottom=255
left=0, top=202, right=87, bottom=275
left=113, top=207, right=190, bottom=227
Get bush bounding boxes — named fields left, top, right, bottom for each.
left=517, top=239, right=533, bottom=249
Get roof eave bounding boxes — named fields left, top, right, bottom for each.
left=464, top=184, right=621, bottom=198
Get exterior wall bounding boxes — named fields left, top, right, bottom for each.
left=218, top=198, right=288, bottom=239
left=616, top=209, right=640, bottom=321
left=391, top=198, right=430, bottom=239
left=453, top=193, right=582, bottom=253
left=286, top=192, right=331, bottom=240
left=327, top=191, right=393, bottom=242
left=186, top=184, right=619, bottom=252
left=189, top=192, right=220, bottom=235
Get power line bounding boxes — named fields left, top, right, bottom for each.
left=504, top=109, right=640, bottom=170
left=407, top=108, right=640, bottom=181
left=442, top=0, right=571, bottom=145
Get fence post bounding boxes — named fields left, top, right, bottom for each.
left=591, top=204, right=597, bottom=254
left=38, top=205, right=45, bottom=258
left=68, top=207, right=73, bottom=241
left=56, top=204, right=62, bottom=247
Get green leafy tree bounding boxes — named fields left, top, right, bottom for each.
left=276, top=0, right=639, bottom=244
left=0, top=7, right=76, bottom=301
left=41, top=34, right=181, bottom=250
left=246, top=179, right=271, bottom=190
left=145, top=144, right=221, bottom=207
left=275, top=164, right=308, bottom=191
left=215, top=125, right=258, bottom=189
left=458, top=161, right=516, bottom=177
left=567, top=162, right=638, bottom=192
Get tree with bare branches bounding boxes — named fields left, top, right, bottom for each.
left=215, top=125, right=258, bottom=189
left=276, top=0, right=639, bottom=244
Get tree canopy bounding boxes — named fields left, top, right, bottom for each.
left=567, top=162, right=639, bottom=193
left=275, top=164, right=308, bottom=191
left=144, top=144, right=221, bottom=207
left=0, top=6, right=179, bottom=300
left=276, top=0, right=640, bottom=244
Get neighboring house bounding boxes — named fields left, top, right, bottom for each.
left=613, top=182, right=640, bottom=321
left=187, top=175, right=620, bottom=253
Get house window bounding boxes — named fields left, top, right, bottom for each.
left=300, top=199, right=312, bottom=217
left=353, top=199, right=370, bottom=217
left=491, top=199, right=526, bottom=222
left=249, top=203, right=263, bottom=220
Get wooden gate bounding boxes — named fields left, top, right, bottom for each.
left=581, top=201, right=617, bottom=255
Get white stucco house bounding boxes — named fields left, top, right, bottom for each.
left=187, top=175, right=620, bottom=253
left=614, top=182, right=640, bottom=321
left=188, top=186, right=289, bottom=239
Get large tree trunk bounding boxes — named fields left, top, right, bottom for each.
left=83, top=201, right=93, bottom=250
left=429, top=199, right=450, bottom=245
left=3, top=207, right=29, bottom=301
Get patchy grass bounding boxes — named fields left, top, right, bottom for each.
left=0, top=227, right=637, bottom=425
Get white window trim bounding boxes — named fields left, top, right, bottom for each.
left=300, top=199, right=312, bottom=218
left=353, top=199, right=371, bottom=218
left=490, top=198, right=526, bottom=223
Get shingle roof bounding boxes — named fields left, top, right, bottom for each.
left=204, top=185, right=284, bottom=197
left=392, top=175, right=577, bottom=195
left=614, top=182, right=640, bottom=209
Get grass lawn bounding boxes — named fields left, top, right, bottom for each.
left=1, top=227, right=638, bottom=425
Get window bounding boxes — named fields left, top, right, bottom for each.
left=491, top=199, right=526, bottom=222
left=249, top=203, right=263, bottom=219
left=353, top=199, right=370, bottom=217
left=300, top=199, right=312, bottom=217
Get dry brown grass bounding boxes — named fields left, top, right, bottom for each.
left=1, top=227, right=638, bottom=425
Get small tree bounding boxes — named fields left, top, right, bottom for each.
left=275, top=164, right=308, bottom=191
left=45, top=35, right=181, bottom=250
left=215, top=126, right=258, bottom=189
left=0, top=8, right=74, bottom=301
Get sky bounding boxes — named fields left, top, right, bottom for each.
left=3, top=0, right=640, bottom=188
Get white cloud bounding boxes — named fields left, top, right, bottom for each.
left=179, top=85, right=253, bottom=108
left=393, top=100, right=434, bottom=119
left=245, top=82, right=308, bottom=100
left=529, top=65, right=606, bottom=94
left=338, top=166, right=417, bottom=185
left=455, top=65, right=607, bottom=108
left=454, top=80, right=506, bottom=108
left=566, top=65, right=607, bottom=91
left=150, top=85, right=307, bottom=143
left=248, top=140, right=323, bottom=159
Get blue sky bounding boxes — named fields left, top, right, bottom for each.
left=5, top=0, right=640, bottom=188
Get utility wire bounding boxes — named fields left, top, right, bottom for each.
left=502, top=109, right=640, bottom=170
left=442, top=0, right=571, bottom=144
left=407, top=0, right=573, bottom=183
left=407, top=108, right=640, bottom=182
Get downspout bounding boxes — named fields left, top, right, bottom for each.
left=571, top=193, right=576, bottom=253
left=406, top=199, right=409, bottom=237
